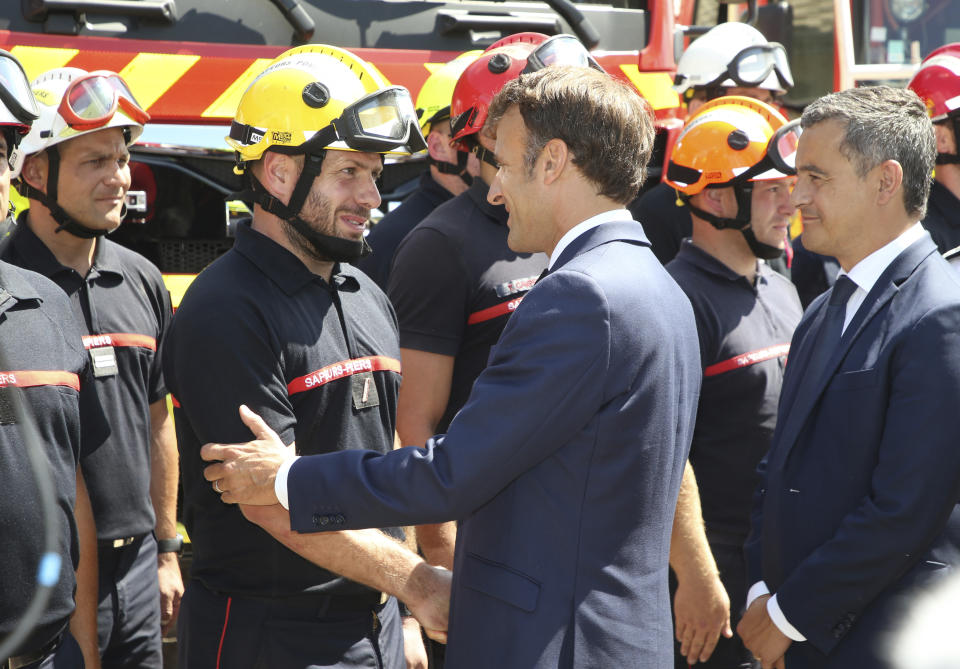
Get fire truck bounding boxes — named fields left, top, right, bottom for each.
left=1, top=0, right=799, bottom=304
left=834, top=0, right=960, bottom=90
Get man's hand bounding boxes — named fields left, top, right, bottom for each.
left=402, top=617, right=428, bottom=669
left=157, top=552, right=184, bottom=634
left=401, top=562, right=452, bottom=644
left=737, top=594, right=791, bottom=669
left=201, top=405, right=294, bottom=505
left=674, top=570, right=732, bottom=664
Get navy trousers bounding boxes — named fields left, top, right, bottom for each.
left=97, top=533, right=162, bottom=669
left=177, top=579, right=405, bottom=669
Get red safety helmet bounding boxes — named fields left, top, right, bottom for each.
left=908, top=43, right=960, bottom=122
left=449, top=34, right=547, bottom=150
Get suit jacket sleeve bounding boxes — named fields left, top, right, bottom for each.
left=287, top=268, right=612, bottom=531
left=775, top=304, right=960, bottom=653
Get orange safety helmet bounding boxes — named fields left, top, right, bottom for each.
left=665, top=96, right=797, bottom=197
left=664, top=95, right=800, bottom=258
left=908, top=44, right=960, bottom=165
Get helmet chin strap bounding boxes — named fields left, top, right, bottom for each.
left=18, top=147, right=111, bottom=239
left=238, top=151, right=372, bottom=264
left=429, top=153, right=473, bottom=186
left=681, top=183, right=783, bottom=260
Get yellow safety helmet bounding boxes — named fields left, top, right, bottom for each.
left=227, top=45, right=426, bottom=168
left=415, top=50, right=482, bottom=136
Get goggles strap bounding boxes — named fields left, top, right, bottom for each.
left=472, top=144, right=499, bottom=169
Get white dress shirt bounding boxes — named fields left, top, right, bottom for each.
left=548, top=209, right=632, bottom=269
left=746, top=222, right=930, bottom=641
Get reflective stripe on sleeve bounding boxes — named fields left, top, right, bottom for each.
left=287, top=356, right=402, bottom=395
left=703, top=343, right=790, bottom=377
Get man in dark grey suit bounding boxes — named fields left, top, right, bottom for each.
left=203, top=66, right=701, bottom=667
left=740, top=86, right=960, bottom=669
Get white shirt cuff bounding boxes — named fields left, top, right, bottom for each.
left=768, top=594, right=807, bottom=642
left=746, top=581, right=770, bottom=610
left=274, top=455, right=300, bottom=510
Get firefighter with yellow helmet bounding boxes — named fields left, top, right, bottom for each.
left=359, top=49, right=482, bottom=290
left=662, top=96, right=803, bottom=669
left=163, top=45, right=448, bottom=669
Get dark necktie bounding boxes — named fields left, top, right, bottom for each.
left=802, top=275, right=859, bottom=385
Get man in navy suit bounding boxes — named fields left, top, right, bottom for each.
left=202, top=65, right=701, bottom=667
left=738, top=86, right=960, bottom=669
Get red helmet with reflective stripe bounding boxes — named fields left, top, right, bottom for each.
left=449, top=33, right=547, bottom=150
left=908, top=43, right=960, bottom=121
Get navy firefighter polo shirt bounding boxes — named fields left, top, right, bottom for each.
left=164, top=222, right=403, bottom=600
left=668, top=240, right=802, bottom=539
left=0, top=259, right=107, bottom=655
left=2, top=217, right=171, bottom=542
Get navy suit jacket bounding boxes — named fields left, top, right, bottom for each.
left=746, top=235, right=960, bottom=668
left=287, top=220, right=701, bottom=668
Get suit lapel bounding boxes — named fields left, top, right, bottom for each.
left=773, top=237, right=937, bottom=465
left=551, top=220, right=649, bottom=271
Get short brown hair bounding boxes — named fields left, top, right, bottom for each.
left=486, top=66, right=654, bottom=204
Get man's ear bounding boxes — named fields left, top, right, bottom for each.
left=875, top=159, right=904, bottom=208
left=258, top=152, right=299, bottom=205
left=700, top=186, right=729, bottom=215
left=427, top=129, right=454, bottom=162
left=20, top=152, right=48, bottom=195
left=540, top=138, right=569, bottom=186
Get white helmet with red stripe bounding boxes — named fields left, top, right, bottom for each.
left=19, top=67, right=148, bottom=161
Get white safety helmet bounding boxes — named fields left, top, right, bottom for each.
left=20, top=67, right=148, bottom=160
left=673, top=22, right=794, bottom=98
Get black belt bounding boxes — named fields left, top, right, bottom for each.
left=2, top=633, right=63, bottom=669
left=98, top=533, right=144, bottom=550
left=212, top=585, right=389, bottom=616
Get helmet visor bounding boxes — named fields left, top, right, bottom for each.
left=767, top=119, right=801, bottom=176
left=522, top=34, right=604, bottom=74
left=58, top=71, right=150, bottom=131
left=305, top=86, right=427, bottom=154
left=708, top=43, right=794, bottom=91
left=0, top=49, right=39, bottom=128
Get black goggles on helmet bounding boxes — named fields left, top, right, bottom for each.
left=0, top=49, right=40, bottom=128
left=301, top=86, right=427, bottom=155
left=701, top=43, right=794, bottom=92
left=735, top=119, right=802, bottom=183
left=522, top=34, right=604, bottom=75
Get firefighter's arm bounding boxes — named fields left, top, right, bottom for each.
left=240, top=503, right=451, bottom=642
left=149, top=398, right=183, bottom=633
left=670, top=461, right=733, bottom=664
left=71, top=469, right=101, bottom=669
left=396, top=347, right=457, bottom=570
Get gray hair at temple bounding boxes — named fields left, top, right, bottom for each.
left=801, top=85, right=934, bottom=220
left=485, top=65, right=654, bottom=205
